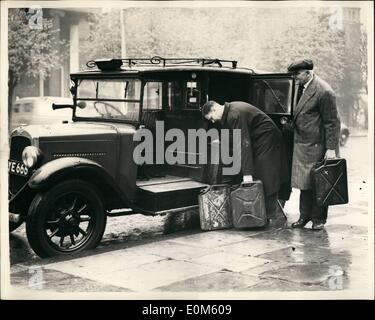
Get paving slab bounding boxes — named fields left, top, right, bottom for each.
left=255, top=245, right=351, bottom=265
left=48, top=258, right=221, bottom=291
left=9, top=218, right=370, bottom=293
left=247, top=278, right=326, bottom=291
left=217, top=238, right=293, bottom=257
left=324, top=224, right=369, bottom=237
left=11, top=268, right=130, bottom=292
left=125, top=240, right=215, bottom=261
left=241, top=261, right=290, bottom=277
left=249, top=228, right=321, bottom=247
left=342, top=266, right=372, bottom=290
left=47, top=249, right=165, bottom=277
left=218, top=228, right=270, bottom=237
left=168, top=230, right=255, bottom=248
left=259, top=264, right=333, bottom=285
left=189, top=251, right=270, bottom=272
left=103, top=259, right=221, bottom=291
left=318, top=235, right=368, bottom=252
left=155, top=270, right=261, bottom=292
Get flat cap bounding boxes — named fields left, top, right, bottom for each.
left=287, top=59, right=314, bottom=72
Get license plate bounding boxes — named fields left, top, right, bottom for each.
left=8, top=160, right=29, bottom=177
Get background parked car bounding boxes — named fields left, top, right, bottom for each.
left=340, top=123, right=350, bottom=146
left=11, top=96, right=73, bottom=130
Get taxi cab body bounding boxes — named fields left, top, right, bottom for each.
left=8, top=57, right=296, bottom=257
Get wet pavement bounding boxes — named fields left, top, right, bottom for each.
left=5, top=136, right=373, bottom=297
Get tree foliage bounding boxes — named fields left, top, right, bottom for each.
left=359, top=29, right=368, bottom=94
left=123, top=7, right=367, bottom=127
left=80, top=7, right=367, bottom=127
left=8, top=9, right=66, bottom=119
left=260, top=10, right=347, bottom=93
left=80, top=9, right=121, bottom=67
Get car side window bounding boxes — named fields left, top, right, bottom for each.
left=143, top=81, right=186, bottom=110
left=143, top=81, right=163, bottom=110
left=23, top=103, right=33, bottom=113
left=252, top=78, right=293, bottom=114
left=143, top=79, right=202, bottom=111
left=168, top=81, right=183, bottom=110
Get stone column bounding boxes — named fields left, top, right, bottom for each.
left=70, top=24, right=79, bottom=73
left=48, top=9, right=65, bottom=96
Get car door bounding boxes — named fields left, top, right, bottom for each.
left=248, top=74, right=296, bottom=200
left=249, top=74, right=295, bottom=126
left=162, top=74, right=206, bottom=180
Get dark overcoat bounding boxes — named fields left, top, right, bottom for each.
left=220, top=101, right=289, bottom=196
left=291, top=75, right=341, bottom=190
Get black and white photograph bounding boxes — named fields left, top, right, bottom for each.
left=1, top=0, right=374, bottom=301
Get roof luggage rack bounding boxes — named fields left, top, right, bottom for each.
left=86, top=56, right=238, bottom=71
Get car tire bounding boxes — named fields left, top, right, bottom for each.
left=26, top=179, right=107, bottom=258
left=9, top=220, right=23, bottom=232
left=340, top=135, right=348, bottom=147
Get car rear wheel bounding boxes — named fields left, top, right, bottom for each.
left=26, top=179, right=107, bottom=258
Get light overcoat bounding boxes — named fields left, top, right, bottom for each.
left=291, top=75, right=341, bottom=190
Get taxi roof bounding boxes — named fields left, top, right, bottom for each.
left=71, top=65, right=257, bottom=77
left=70, top=58, right=290, bottom=78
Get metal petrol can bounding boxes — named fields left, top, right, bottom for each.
left=230, top=181, right=267, bottom=228
left=311, top=158, right=349, bottom=206
left=198, top=184, right=233, bottom=231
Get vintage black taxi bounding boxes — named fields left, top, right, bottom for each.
left=8, top=57, right=296, bottom=257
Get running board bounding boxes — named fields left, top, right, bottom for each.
left=153, top=205, right=199, bottom=216
left=136, top=180, right=208, bottom=212
left=107, top=205, right=199, bottom=217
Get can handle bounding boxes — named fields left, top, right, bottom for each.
left=315, top=157, right=342, bottom=169
left=240, top=182, right=254, bottom=187
left=210, top=184, right=230, bottom=190
left=240, top=180, right=261, bottom=187
left=200, top=184, right=230, bottom=195
left=200, top=186, right=211, bottom=195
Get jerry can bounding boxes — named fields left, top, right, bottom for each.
left=311, top=158, right=349, bottom=206
left=230, top=181, right=267, bottom=228
left=198, top=184, right=233, bottom=231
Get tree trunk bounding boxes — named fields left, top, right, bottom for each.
left=8, top=71, right=17, bottom=129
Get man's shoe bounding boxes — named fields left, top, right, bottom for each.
left=312, top=222, right=325, bottom=230
left=291, top=218, right=310, bottom=229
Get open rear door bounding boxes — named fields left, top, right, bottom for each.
left=249, top=73, right=295, bottom=127
left=248, top=73, right=296, bottom=200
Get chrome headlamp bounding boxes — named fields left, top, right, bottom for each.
left=22, top=146, right=42, bottom=168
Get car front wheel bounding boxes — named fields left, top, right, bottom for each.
left=26, top=179, right=107, bottom=258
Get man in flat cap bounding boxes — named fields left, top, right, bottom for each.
left=287, top=59, right=341, bottom=230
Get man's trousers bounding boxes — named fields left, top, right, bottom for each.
left=299, top=189, right=328, bottom=224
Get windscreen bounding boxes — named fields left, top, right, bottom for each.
left=75, top=79, right=142, bottom=122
